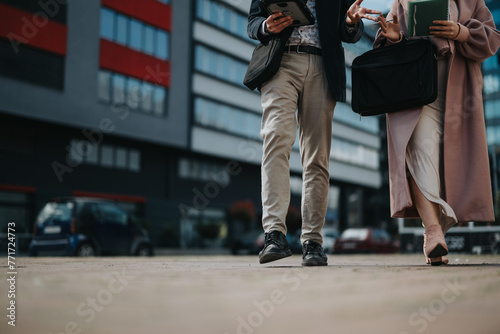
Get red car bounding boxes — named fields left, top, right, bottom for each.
left=333, top=228, right=399, bottom=254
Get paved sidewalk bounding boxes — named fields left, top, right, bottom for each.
left=2, top=254, right=500, bottom=334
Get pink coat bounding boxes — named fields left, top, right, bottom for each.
left=374, top=0, right=500, bottom=228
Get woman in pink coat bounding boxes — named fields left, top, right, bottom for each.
left=375, top=0, right=500, bottom=265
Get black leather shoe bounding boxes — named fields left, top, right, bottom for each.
left=259, top=231, right=292, bottom=264
left=302, top=240, right=327, bottom=266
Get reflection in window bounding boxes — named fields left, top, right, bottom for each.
left=156, top=30, right=168, bottom=60
left=127, top=77, right=142, bottom=110
left=112, top=74, right=126, bottom=105
left=116, top=14, right=128, bottom=45
left=154, top=86, right=166, bottom=116
left=101, top=145, right=114, bottom=167
left=196, top=0, right=257, bottom=43
left=331, top=138, right=379, bottom=170
left=129, top=19, right=143, bottom=51
left=98, top=71, right=111, bottom=102
left=194, top=45, right=248, bottom=86
left=100, top=8, right=115, bottom=40
left=129, top=149, right=141, bottom=172
left=99, top=7, right=170, bottom=60
left=68, top=139, right=141, bottom=172
left=194, top=97, right=261, bottom=140
left=98, top=70, right=167, bottom=116
left=334, top=102, right=379, bottom=134
left=115, top=147, right=127, bottom=169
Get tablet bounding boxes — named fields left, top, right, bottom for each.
left=260, top=0, right=315, bottom=27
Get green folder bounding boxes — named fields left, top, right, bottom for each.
left=408, top=0, right=450, bottom=37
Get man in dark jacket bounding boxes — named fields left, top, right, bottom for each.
left=248, top=0, right=381, bottom=266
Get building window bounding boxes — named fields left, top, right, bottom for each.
left=99, top=7, right=170, bottom=60
left=98, top=70, right=168, bottom=116
left=69, top=139, right=141, bottom=172
left=178, top=158, right=231, bottom=186
left=194, top=97, right=261, bottom=140
left=194, top=45, right=248, bottom=86
left=331, top=138, right=380, bottom=170
left=196, top=0, right=256, bottom=43
left=334, top=102, right=379, bottom=134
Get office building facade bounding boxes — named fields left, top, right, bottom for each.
left=0, top=0, right=385, bottom=250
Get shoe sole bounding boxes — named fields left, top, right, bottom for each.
left=302, top=260, right=328, bottom=266
left=259, top=249, right=292, bottom=264
left=427, top=244, right=448, bottom=258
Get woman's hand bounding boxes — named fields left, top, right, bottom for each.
left=265, top=12, right=294, bottom=34
left=378, top=14, right=401, bottom=42
left=346, top=0, right=382, bottom=24
left=430, top=20, right=460, bottom=39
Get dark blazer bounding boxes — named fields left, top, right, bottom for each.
left=247, top=0, right=363, bottom=102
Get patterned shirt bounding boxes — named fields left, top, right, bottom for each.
left=286, top=0, right=321, bottom=48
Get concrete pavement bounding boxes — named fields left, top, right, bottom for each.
left=2, top=254, right=500, bottom=334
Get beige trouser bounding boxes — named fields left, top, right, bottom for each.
left=260, top=52, right=336, bottom=245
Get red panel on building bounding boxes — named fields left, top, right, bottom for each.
left=73, top=191, right=146, bottom=203
left=0, top=3, right=67, bottom=56
left=102, top=0, right=172, bottom=31
left=0, top=184, right=37, bottom=193
left=99, top=39, right=171, bottom=87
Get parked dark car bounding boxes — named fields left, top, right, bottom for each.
left=333, top=228, right=399, bottom=254
left=29, top=197, right=153, bottom=256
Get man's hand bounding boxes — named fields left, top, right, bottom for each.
left=265, top=12, right=294, bottom=34
left=346, top=0, right=382, bottom=25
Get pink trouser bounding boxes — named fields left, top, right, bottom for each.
left=259, top=51, right=336, bottom=245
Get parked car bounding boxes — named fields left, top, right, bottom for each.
left=29, top=197, right=154, bottom=256
left=333, top=228, right=399, bottom=254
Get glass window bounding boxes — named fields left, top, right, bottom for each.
left=194, top=45, right=248, bottom=86
left=129, top=149, right=141, bottom=172
left=96, top=203, right=128, bottom=225
left=37, top=202, right=73, bottom=224
left=144, top=26, right=155, bottom=55
left=112, top=74, right=126, bottom=105
left=115, top=147, right=127, bottom=169
left=156, top=30, right=168, bottom=60
left=86, top=143, right=99, bottom=165
left=116, top=14, right=128, bottom=46
left=129, top=19, right=143, bottom=51
left=178, top=158, right=190, bottom=178
left=210, top=1, right=219, bottom=23
left=153, top=86, right=166, bottom=116
left=100, top=145, right=114, bottom=167
left=100, top=8, right=115, bottom=40
left=196, top=0, right=255, bottom=43
left=127, top=77, right=141, bottom=110
left=69, top=139, right=84, bottom=164
left=141, top=82, right=154, bottom=112
left=98, top=71, right=111, bottom=102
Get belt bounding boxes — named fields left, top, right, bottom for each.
left=285, top=45, right=322, bottom=56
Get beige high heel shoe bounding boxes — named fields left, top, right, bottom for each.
left=423, top=225, right=449, bottom=266
left=425, top=256, right=449, bottom=266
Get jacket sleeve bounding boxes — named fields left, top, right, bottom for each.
left=455, top=0, right=500, bottom=63
left=248, top=0, right=269, bottom=43
left=340, top=0, right=364, bottom=43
